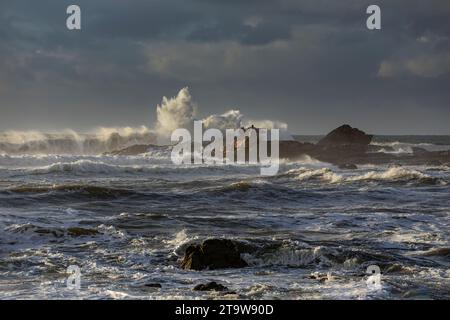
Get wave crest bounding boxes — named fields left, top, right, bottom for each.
left=0, top=127, right=156, bottom=155
left=288, top=166, right=444, bottom=185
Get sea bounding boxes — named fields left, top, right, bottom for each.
left=0, top=134, right=449, bottom=299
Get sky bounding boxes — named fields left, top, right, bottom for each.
left=0, top=0, right=449, bottom=134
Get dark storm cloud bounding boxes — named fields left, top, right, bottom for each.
left=0, top=0, right=449, bottom=133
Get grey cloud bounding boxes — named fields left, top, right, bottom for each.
left=0, top=0, right=449, bottom=133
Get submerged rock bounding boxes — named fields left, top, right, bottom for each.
left=180, top=239, right=248, bottom=270
left=193, top=281, right=228, bottom=291
left=144, top=283, right=162, bottom=288
left=67, top=227, right=99, bottom=237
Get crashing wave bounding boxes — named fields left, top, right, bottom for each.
left=0, top=126, right=157, bottom=155
left=287, top=166, right=444, bottom=185
left=288, top=167, right=344, bottom=183
left=28, top=159, right=145, bottom=175
left=348, top=167, right=439, bottom=184
left=371, top=141, right=450, bottom=154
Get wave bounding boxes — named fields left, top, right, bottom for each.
left=0, top=126, right=157, bottom=155
left=4, top=223, right=127, bottom=243
left=348, top=167, right=437, bottom=184
left=288, top=166, right=445, bottom=185
left=243, top=245, right=326, bottom=267
left=8, top=184, right=135, bottom=198
left=5, top=223, right=100, bottom=238
left=288, top=167, right=344, bottom=183
left=27, top=159, right=149, bottom=175
left=240, top=240, right=396, bottom=269
left=371, top=141, right=450, bottom=154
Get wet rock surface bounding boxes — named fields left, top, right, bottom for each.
left=193, top=281, right=228, bottom=291
left=180, top=239, right=248, bottom=271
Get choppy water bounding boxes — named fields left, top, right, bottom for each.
left=1, top=138, right=449, bottom=300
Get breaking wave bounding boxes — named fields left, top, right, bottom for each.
left=1, top=87, right=293, bottom=154
left=288, top=166, right=445, bottom=185
left=0, top=126, right=156, bottom=155
left=28, top=159, right=147, bottom=175
left=371, top=141, right=450, bottom=154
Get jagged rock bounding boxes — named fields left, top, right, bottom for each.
left=338, top=163, right=358, bottom=170
left=180, top=239, right=248, bottom=271
left=317, top=124, right=373, bottom=147
left=193, top=281, right=228, bottom=291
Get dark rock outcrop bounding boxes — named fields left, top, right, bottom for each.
left=310, top=125, right=374, bottom=164
left=279, top=141, right=315, bottom=159
left=67, top=227, right=100, bottom=237
left=144, top=283, right=162, bottom=288
left=180, top=239, right=248, bottom=271
left=193, top=281, right=228, bottom=291
left=317, top=124, right=373, bottom=147
left=104, top=124, right=450, bottom=167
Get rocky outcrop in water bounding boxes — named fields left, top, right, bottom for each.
left=106, top=124, right=450, bottom=166
left=193, top=281, right=228, bottom=291
left=180, top=239, right=248, bottom=271
left=317, top=124, right=373, bottom=147
left=338, top=163, right=358, bottom=170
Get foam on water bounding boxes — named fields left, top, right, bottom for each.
left=1, top=138, right=449, bottom=300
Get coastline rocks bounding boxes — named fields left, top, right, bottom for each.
left=317, top=124, right=373, bottom=147
left=180, top=239, right=248, bottom=271
left=279, top=141, right=315, bottom=159
left=193, top=281, right=228, bottom=291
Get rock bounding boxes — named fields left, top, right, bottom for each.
left=279, top=141, right=315, bottom=159
left=338, top=163, right=357, bottom=170
left=193, top=281, right=228, bottom=291
left=67, top=227, right=99, bottom=237
left=144, top=283, right=162, bottom=288
left=180, top=239, right=248, bottom=271
left=422, top=247, right=450, bottom=257
left=317, top=124, right=373, bottom=147
left=307, top=272, right=333, bottom=283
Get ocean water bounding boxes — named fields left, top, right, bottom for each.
left=0, top=137, right=449, bottom=300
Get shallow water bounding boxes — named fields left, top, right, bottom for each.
left=0, top=143, right=449, bottom=299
